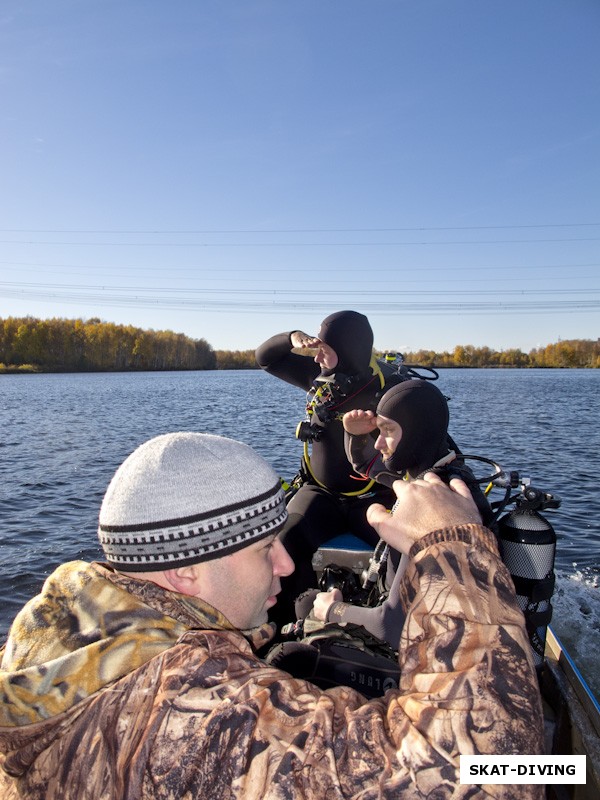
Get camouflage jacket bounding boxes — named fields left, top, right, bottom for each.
left=0, top=525, right=544, bottom=799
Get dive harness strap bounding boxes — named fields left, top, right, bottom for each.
left=301, top=443, right=376, bottom=497
left=299, top=355, right=386, bottom=498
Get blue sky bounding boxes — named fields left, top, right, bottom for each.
left=1, top=0, right=598, bottom=353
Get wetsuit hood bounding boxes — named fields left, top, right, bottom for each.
left=376, top=380, right=450, bottom=476
left=317, top=310, right=373, bottom=377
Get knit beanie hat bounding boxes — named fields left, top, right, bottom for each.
left=98, top=432, right=287, bottom=572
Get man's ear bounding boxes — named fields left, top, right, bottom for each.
left=163, top=564, right=201, bottom=595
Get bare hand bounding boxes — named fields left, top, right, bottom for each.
left=366, top=472, right=482, bottom=555
left=290, top=330, right=321, bottom=350
left=343, top=409, right=378, bottom=435
left=312, top=588, right=343, bottom=621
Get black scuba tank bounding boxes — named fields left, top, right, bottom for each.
left=496, top=486, right=557, bottom=672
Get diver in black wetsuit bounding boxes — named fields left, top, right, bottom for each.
left=309, top=379, right=494, bottom=648
left=255, top=310, right=395, bottom=628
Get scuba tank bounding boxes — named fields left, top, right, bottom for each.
left=496, top=483, right=559, bottom=672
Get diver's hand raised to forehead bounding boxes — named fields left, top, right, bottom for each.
left=290, top=331, right=320, bottom=349
left=342, top=409, right=378, bottom=436
left=366, top=472, right=482, bottom=555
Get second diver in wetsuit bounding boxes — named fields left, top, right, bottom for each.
left=309, top=378, right=495, bottom=649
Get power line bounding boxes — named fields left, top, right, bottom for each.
left=2, top=285, right=598, bottom=316
left=1, top=222, right=599, bottom=234
left=2, top=237, right=600, bottom=247
left=1, top=298, right=595, bottom=316
left=2, top=280, right=598, bottom=298
left=2, top=260, right=599, bottom=274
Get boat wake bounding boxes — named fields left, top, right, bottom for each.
left=551, top=568, right=600, bottom=701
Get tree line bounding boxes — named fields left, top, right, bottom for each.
left=1, top=316, right=598, bottom=372
left=398, top=339, right=600, bottom=369
left=217, top=340, right=600, bottom=369
left=0, top=317, right=216, bottom=372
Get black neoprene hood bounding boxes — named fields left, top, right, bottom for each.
left=317, top=310, right=374, bottom=376
left=377, top=380, right=450, bottom=476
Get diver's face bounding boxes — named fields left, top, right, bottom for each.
left=374, top=415, right=402, bottom=459
left=314, top=342, right=338, bottom=370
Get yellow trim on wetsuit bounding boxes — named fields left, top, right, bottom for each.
left=301, top=354, right=384, bottom=497
left=304, top=351, right=385, bottom=497
left=302, top=441, right=377, bottom=496
left=370, top=354, right=386, bottom=390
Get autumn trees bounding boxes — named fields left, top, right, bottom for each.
left=0, top=317, right=216, bottom=372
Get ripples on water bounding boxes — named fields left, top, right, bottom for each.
left=1, top=369, right=598, bottom=697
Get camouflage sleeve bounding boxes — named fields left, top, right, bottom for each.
left=143, top=524, right=544, bottom=800
left=338, top=523, right=545, bottom=797
left=388, top=523, right=545, bottom=793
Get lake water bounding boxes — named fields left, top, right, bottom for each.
left=1, top=368, right=599, bottom=697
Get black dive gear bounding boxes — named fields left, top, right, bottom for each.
left=296, top=373, right=373, bottom=443
left=296, top=420, right=323, bottom=443
left=273, top=466, right=559, bottom=693
left=377, top=351, right=440, bottom=387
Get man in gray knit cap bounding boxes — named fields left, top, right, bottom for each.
left=0, top=432, right=544, bottom=800
left=97, top=432, right=294, bottom=630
